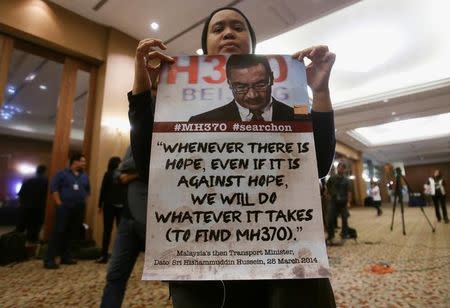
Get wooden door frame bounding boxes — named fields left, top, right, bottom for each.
left=0, top=35, right=99, bottom=239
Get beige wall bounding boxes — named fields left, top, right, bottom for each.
left=335, top=141, right=365, bottom=206
left=0, top=0, right=108, bottom=63
left=88, top=29, right=137, bottom=245
left=0, top=0, right=138, bottom=248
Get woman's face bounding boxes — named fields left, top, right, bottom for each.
left=434, top=169, right=440, bottom=177
left=206, top=9, right=252, bottom=55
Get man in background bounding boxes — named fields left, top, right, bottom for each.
left=43, top=153, right=90, bottom=269
left=326, top=162, right=352, bottom=243
left=17, top=164, right=48, bottom=243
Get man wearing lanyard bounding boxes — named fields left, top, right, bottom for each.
left=44, top=153, right=90, bottom=269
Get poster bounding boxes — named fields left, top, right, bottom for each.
left=142, top=55, right=330, bottom=280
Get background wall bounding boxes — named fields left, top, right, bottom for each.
left=0, top=134, right=52, bottom=199
left=405, top=162, right=450, bottom=193
left=88, top=28, right=137, bottom=244
left=0, top=0, right=107, bottom=63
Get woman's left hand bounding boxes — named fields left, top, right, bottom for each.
left=293, top=45, right=336, bottom=93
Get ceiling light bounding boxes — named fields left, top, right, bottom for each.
left=39, top=84, right=47, bottom=90
left=17, top=163, right=36, bottom=175
left=391, top=112, right=396, bottom=116
left=101, top=117, right=131, bottom=133
left=196, top=49, right=204, bottom=55
left=348, top=112, right=450, bottom=146
left=1, top=111, right=12, bottom=120
left=150, top=22, right=159, bottom=30
left=25, top=73, right=36, bottom=81
left=7, top=86, right=15, bottom=94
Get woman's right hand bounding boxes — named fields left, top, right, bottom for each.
left=132, top=38, right=175, bottom=95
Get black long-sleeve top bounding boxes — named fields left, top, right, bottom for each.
left=128, top=90, right=335, bottom=181
left=98, top=170, right=126, bottom=209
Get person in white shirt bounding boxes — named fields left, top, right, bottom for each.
left=427, top=169, right=448, bottom=223
left=370, top=181, right=382, bottom=216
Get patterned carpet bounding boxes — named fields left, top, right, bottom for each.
left=1, top=206, right=449, bottom=307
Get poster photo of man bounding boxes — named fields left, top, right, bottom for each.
left=154, top=54, right=309, bottom=123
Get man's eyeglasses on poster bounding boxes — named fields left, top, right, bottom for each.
left=230, top=80, right=271, bottom=94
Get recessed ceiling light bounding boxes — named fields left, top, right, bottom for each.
left=25, top=73, right=36, bottom=81
left=348, top=112, right=450, bottom=146
left=39, top=85, right=47, bottom=90
left=150, top=22, right=159, bottom=30
left=7, top=86, right=15, bottom=94
left=1, top=111, right=12, bottom=120
left=391, top=111, right=396, bottom=115
left=196, top=49, right=204, bottom=55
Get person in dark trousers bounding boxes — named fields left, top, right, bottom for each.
left=17, top=164, right=48, bottom=243
left=96, top=156, right=125, bottom=263
left=370, top=181, right=382, bottom=216
left=326, top=162, right=352, bottom=243
left=43, top=153, right=90, bottom=269
left=126, top=7, right=336, bottom=308
left=428, top=169, right=448, bottom=223
left=100, top=147, right=145, bottom=308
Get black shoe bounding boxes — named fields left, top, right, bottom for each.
left=341, top=233, right=351, bottom=239
left=95, top=256, right=108, bottom=264
left=60, top=259, right=77, bottom=265
left=44, top=262, right=59, bottom=269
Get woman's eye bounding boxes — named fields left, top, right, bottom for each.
left=234, top=23, right=245, bottom=31
left=212, top=26, right=223, bottom=33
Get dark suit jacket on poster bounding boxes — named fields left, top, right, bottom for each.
left=189, top=98, right=295, bottom=122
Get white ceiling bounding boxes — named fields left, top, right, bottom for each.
left=3, top=0, right=448, bottom=166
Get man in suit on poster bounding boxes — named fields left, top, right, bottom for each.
left=189, top=54, right=297, bottom=122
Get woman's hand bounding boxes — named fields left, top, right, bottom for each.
left=293, top=45, right=335, bottom=94
left=293, top=45, right=336, bottom=112
left=133, top=38, right=175, bottom=95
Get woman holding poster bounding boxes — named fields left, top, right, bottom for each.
left=101, top=7, right=337, bottom=308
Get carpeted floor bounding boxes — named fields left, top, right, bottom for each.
left=1, top=206, right=449, bottom=307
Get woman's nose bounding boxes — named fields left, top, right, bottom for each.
left=223, top=27, right=236, bottom=39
